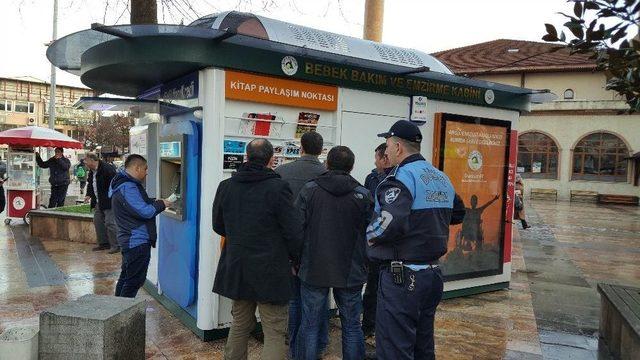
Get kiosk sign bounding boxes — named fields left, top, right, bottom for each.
left=436, top=114, right=510, bottom=281
left=160, top=141, right=181, bottom=158
left=225, top=70, right=338, bottom=111
left=410, top=96, right=428, bottom=123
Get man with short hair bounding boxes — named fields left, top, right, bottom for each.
left=110, top=154, right=170, bottom=298
left=84, top=153, right=118, bottom=253
left=361, top=142, right=392, bottom=339
left=275, top=131, right=329, bottom=359
left=36, top=147, right=71, bottom=208
left=213, top=139, right=303, bottom=360
left=295, top=145, right=372, bottom=360
left=367, top=120, right=465, bottom=360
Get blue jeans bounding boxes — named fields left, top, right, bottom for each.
left=288, top=277, right=328, bottom=359
left=115, top=243, right=151, bottom=298
left=297, top=281, right=364, bottom=360
left=376, top=266, right=444, bottom=360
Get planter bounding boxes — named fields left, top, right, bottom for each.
left=29, top=209, right=95, bottom=244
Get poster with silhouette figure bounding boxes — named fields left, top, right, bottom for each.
left=437, top=114, right=510, bottom=281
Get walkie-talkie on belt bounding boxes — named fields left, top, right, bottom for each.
left=391, top=261, right=404, bottom=285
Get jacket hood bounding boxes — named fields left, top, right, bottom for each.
left=232, top=162, right=280, bottom=183
left=315, top=170, right=360, bottom=196
left=108, top=170, right=140, bottom=197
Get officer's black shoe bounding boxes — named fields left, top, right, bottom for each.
left=365, top=349, right=377, bottom=359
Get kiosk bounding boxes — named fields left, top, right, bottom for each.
left=51, top=11, right=554, bottom=339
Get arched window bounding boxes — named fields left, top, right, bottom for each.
left=517, top=132, right=559, bottom=179
left=564, top=89, right=575, bottom=100
left=572, top=132, right=629, bottom=182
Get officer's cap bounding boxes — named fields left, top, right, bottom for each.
left=377, top=120, right=422, bottom=143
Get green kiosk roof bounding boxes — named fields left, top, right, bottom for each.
left=47, top=11, right=554, bottom=111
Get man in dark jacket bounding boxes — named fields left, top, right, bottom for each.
left=295, top=146, right=373, bottom=360
left=84, top=153, right=118, bottom=253
left=367, top=120, right=465, bottom=360
left=109, top=154, right=169, bottom=298
left=212, top=139, right=303, bottom=360
left=274, top=131, right=328, bottom=358
left=36, top=147, right=71, bottom=208
left=361, top=142, right=391, bottom=339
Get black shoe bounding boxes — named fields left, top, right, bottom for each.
left=92, top=245, right=110, bottom=251
left=108, top=247, right=121, bottom=254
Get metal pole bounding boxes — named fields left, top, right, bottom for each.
left=48, top=0, right=58, bottom=130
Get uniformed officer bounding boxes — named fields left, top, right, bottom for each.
left=366, top=120, right=465, bottom=360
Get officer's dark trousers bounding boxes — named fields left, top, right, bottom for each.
left=362, top=260, right=380, bottom=334
left=115, top=243, right=150, bottom=298
left=48, top=184, right=68, bottom=208
left=376, top=266, right=444, bottom=360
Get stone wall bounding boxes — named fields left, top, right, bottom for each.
left=29, top=210, right=95, bottom=244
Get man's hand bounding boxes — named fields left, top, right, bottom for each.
left=84, top=196, right=90, bottom=203
left=162, top=199, right=172, bottom=208
left=494, top=194, right=500, bottom=200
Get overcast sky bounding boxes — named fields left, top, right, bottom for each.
left=2, top=0, right=625, bottom=88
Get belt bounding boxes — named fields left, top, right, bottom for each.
left=380, top=261, right=439, bottom=268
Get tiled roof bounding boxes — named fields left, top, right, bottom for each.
left=433, top=39, right=597, bottom=75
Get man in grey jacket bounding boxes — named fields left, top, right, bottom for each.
left=275, top=131, right=328, bottom=359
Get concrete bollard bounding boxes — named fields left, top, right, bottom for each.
left=39, top=295, right=146, bottom=360
left=0, top=326, right=39, bottom=360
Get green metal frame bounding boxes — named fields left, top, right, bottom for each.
left=443, top=281, right=510, bottom=299
left=79, top=36, right=530, bottom=112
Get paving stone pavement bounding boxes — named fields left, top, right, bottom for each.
left=0, top=200, right=638, bottom=359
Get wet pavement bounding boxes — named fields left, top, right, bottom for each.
left=1, top=200, right=638, bottom=359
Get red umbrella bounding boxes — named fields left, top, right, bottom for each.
left=0, top=126, right=83, bottom=149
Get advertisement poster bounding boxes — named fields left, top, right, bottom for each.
left=438, top=114, right=510, bottom=281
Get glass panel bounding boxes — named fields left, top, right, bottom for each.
left=532, top=153, right=546, bottom=174
left=28, top=103, right=35, bottom=113
left=600, top=155, right=616, bottom=175
left=0, top=101, right=5, bottom=111
left=14, top=101, right=28, bottom=113
left=573, top=154, right=583, bottom=173
left=548, top=154, right=558, bottom=175
left=6, top=101, right=12, bottom=112
left=583, top=154, right=598, bottom=174
left=518, top=152, right=532, bottom=173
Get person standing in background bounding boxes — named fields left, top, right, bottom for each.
left=275, top=131, right=329, bottom=359
left=75, top=159, right=88, bottom=195
left=514, top=174, right=530, bottom=229
left=212, top=139, right=302, bottom=360
left=35, top=147, right=71, bottom=208
left=84, top=153, right=119, bottom=253
left=295, top=146, right=372, bottom=360
left=362, top=142, right=391, bottom=340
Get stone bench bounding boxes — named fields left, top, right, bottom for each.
left=597, top=194, right=639, bottom=206
left=570, top=190, right=599, bottom=203
left=530, top=188, right=558, bottom=201
left=39, top=294, right=146, bottom=360
left=598, top=283, right=640, bottom=359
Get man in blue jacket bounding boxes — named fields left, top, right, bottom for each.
left=367, top=120, right=465, bottom=360
left=109, top=154, right=170, bottom=298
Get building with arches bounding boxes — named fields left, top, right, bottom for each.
left=435, top=39, right=640, bottom=200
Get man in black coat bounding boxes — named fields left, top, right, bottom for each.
left=212, top=138, right=303, bottom=360
left=36, top=147, right=71, bottom=208
left=295, top=146, right=373, bottom=360
left=362, top=142, right=391, bottom=339
left=84, top=153, right=118, bottom=253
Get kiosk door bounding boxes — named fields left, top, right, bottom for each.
left=158, top=114, right=201, bottom=315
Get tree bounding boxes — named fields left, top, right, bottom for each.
left=131, top=0, right=157, bottom=24
left=83, top=114, right=135, bottom=153
left=543, top=0, right=640, bottom=112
